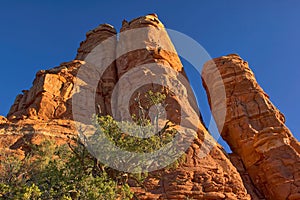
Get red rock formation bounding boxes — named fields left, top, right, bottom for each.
left=76, top=24, right=117, bottom=61
left=0, top=116, right=7, bottom=124
left=113, top=15, right=251, bottom=199
left=7, top=60, right=82, bottom=121
left=7, top=24, right=118, bottom=121
left=0, top=118, right=76, bottom=159
left=5, top=14, right=299, bottom=200
left=202, top=54, right=300, bottom=200
left=81, top=24, right=118, bottom=116
left=117, top=14, right=183, bottom=77
left=229, top=153, right=265, bottom=200
left=0, top=15, right=254, bottom=199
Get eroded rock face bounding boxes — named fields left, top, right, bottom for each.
left=113, top=15, right=250, bottom=199
left=7, top=24, right=118, bottom=121
left=0, top=119, right=77, bottom=159
left=134, top=141, right=251, bottom=199
left=202, top=54, right=300, bottom=200
left=0, top=116, right=7, bottom=124
left=81, top=24, right=118, bottom=117
left=229, top=153, right=265, bottom=200
left=117, top=14, right=183, bottom=77
left=76, top=24, right=117, bottom=61
left=7, top=60, right=83, bottom=121
left=1, top=15, right=254, bottom=199
left=7, top=14, right=300, bottom=200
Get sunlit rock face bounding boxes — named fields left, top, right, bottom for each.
left=202, top=54, right=300, bottom=200
left=3, top=14, right=300, bottom=200
left=113, top=14, right=250, bottom=200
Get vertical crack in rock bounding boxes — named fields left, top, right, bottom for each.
left=202, top=54, right=300, bottom=200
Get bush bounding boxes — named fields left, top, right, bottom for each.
left=0, top=139, right=133, bottom=200
left=0, top=90, right=184, bottom=199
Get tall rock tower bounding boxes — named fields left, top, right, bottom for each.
left=202, top=54, right=300, bottom=200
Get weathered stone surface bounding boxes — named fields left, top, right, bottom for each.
left=229, top=153, right=265, bottom=200
left=76, top=24, right=117, bottom=61
left=6, top=14, right=298, bottom=199
left=7, top=60, right=83, bottom=121
left=114, top=15, right=250, bottom=199
left=0, top=116, right=7, bottom=124
left=115, top=14, right=198, bottom=124
left=117, top=14, right=183, bottom=78
left=75, top=24, right=118, bottom=118
left=132, top=144, right=252, bottom=199
left=8, top=24, right=118, bottom=122
left=202, top=54, right=300, bottom=200
left=0, top=119, right=76, bottom=159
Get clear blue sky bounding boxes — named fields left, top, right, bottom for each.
left=0, top=1, right=299, bottom=146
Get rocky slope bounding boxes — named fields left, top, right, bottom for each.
left=0, top=14, right=299, bottom=199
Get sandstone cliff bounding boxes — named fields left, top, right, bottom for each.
left=0, top=14, right=299, bottom=200
left=202, top=54, right=300, bottom=200
left=112, top=14, right=250, bottom=199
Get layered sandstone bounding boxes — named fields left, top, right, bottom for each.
left=115, top=14, right=192, bottom=123
left=76, top=24, right=117, bottom=61
left=202, top=54, right=300, bottom=200
left=0, top=116, right=7, bottom=124
left=0, top=118, right=76, bottom=159
left=3, top=14, right=299, bottom=200
left=229, top=154, right=265, bottom=200
left=0, top=14, right=254, bottom=199
left=7, top=60, right=83, bottom=121
left=7, top=24, right=118, bottom=121
left=117, top=14, right=183, bottom=77
left=77, top=24, right=118, bottom=117
left=112, top=15, right=251, bottom=199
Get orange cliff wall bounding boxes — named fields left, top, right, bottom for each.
left=202, top=54, right=300, bottom=200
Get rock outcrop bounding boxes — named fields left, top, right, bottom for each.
left=202, top=54, right=300, bottom=200
left=0, top=116, right=7, bottom=124
left=76, top=24, right=117, bottom=61
left=114, top=15, right=250, bottom=199
left=0, top=119, right=76, bottom=159
left=1, top=15, right=253, bottom=199
left=7, top=60, right=83, bottom=121
left=229, top=153, right=265, bottom=200
left=1, top=14, right=299, bottom=199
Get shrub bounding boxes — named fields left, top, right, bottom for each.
left=0, top=139, right=133, bottom=200
left=0, top=90, right=184, bottom=199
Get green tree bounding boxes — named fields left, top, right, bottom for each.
left=0, top=139, right=133, bottom=200
left=0, top=90, right=185, bottom=200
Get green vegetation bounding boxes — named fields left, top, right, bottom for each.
left=93, top=115, right=176, bottom=154
left=0, top=139, right=133, bottom=200
left=0, top=90, right=185, bottom=199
